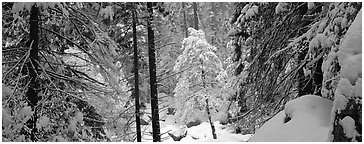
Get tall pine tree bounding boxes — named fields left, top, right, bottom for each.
left=132, top=3, right=142, bottom=142
left=147, top=2, right=161, bottom=142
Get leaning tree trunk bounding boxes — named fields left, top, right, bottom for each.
left=147, top=2, right=161, bottom=142
left=201, top=59, right=217, bottom=139
left=132, top=3, right=142, bottom=142
left=330, top=8, right=362, bottom=142
left=24, top=4, right=40, bottom=141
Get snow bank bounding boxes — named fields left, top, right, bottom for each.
left=250, top=95, right=333, bottom=142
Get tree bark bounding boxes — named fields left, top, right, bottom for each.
left=132, top=3, right=142, bottom=142
left=193, top=2, right=199, bottom=30
left=201, top=59, right=217, bottom=139
left=147, top=2, right=161, bottom=142
left=25, top=4, right=40, bottom=141
left=205, top=98, right=217, bottom=139
left=182, top=2, right=188, bottom=38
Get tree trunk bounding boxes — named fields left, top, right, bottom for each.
left=132, top=4, right=142, bottom=142
left=201, top=59, right=217, bottom=139
left=182, top=2, right=188, bottom=38
left=193, top=2, right=199, bottom=30
left=147, top=2, right=161, bottom=142
left=25, top=4, right=40, bottom=141
left=205, top=98, right=217, bottom=139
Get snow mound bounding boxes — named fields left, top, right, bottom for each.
left=250, top=95, right=333, bottom=142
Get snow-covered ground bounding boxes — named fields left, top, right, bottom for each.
left=250, top=95, right=333, bottom=142
left=139, top=95, right=337, bottom=142
left=140, top=115, right=252, bottom=142
left=181, top=121, right=252, bottom=142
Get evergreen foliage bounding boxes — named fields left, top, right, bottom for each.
left=173, top=28, right=226, bottom=129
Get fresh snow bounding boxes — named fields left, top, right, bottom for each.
left=275, top=2, right=288, bottom=14
left=184, top=121, right=252, bottom=142
left=340, top=116, right=358, bottom=139
left=250, top=95, right=333, bottom=142
left=141, top=95, right=336, bottom=142
left=329, top=8, right=362, bottom=141
left=354, top=78, right=361, bottom=97
left=340, top=54, right=361, bottom=85
left=337, top=9, right=362, bottom=65
left=236, top=4, right=259, bottom=24
left=307, top=2, right=315, bottom=10
left=141, top=117, right=252, bottom=142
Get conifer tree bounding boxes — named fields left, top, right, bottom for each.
left=173, top=28, right=224, bottom=139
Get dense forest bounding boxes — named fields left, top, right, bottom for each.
left=1, top=2, right=362, bottom=142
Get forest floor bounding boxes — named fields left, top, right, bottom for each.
left=141, top=118, right=253, bottom=142
left=140, top=95, right=335, bottom=142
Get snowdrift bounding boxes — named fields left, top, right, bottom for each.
left=250, top=95, right=333, bottom=142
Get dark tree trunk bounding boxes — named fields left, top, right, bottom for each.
left=182, top=2, right=188, bottom=38
left=132, top=4, right=142, bottom=142
left=147, top=2, right=161, bottom=142
left=193, top=2, right=199, bottom=30
left=25, top=4, right=40, bottom=141
left=205, top=98, right=217, bottom=139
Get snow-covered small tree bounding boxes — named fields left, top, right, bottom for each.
left=173, top=28, right=225, bottom=139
